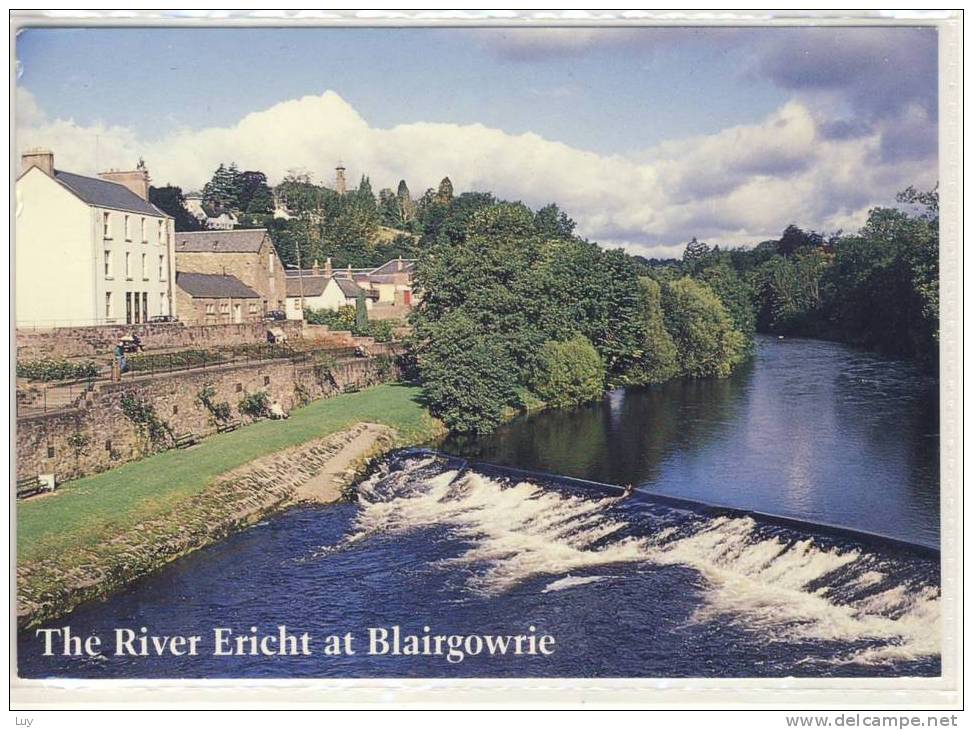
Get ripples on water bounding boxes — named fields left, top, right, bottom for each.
left=19, top=337, right=940, bottom=679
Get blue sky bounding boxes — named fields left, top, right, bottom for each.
left=15, top=26, right=939, bottom=253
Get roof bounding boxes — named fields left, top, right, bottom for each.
left=370, top=258, right=417, bottom=276
left=335, top=278, right=367, bottom=299
left=174, top=229, right=269, bottom=253
left=285, top=275, right=328, bottom=297
left=176, top=272, right=260, bottom=299
left=52, top=169, right=169, bottom=217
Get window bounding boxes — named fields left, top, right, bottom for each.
left=105, top=292, right=112, bottom=319
left=220, top=302, right=229, bottom=313
left=124, top=215, right=131, bottom=241
left=103, top=212, right=111, bottom=238
left=248, top=303, right=258, bottom=314
left=268, top=252, right=274, bottom=273
left=160, top=292, right=165, bottom=314
left=205, top=303, right=215, bottom=314
left=104, top=250, right=112, bottom=278
left=141, top=217, right=147, bottom=242
left=141, top=253, right=148, bottom=280
left=125, top=252, right=131, bottom=279
left=143, top=292, right=148, bottom=319
left=126, top=292, right=133, bottom=324
left=158, top=220, right=165, bottom=245
left=134, top=291, right=141, bottom=323
left=159, top=254, right=165, bottom=281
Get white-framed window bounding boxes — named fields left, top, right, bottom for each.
left=124, top=215, right=132, bottom=241
left=105, top=292, right=112, bottom=319
left=160, top=292, right=165, bottom=314
left=248, top=302, right=258, bottom=314
left=205, top=303, right=215, bottom=314
left=158, top=254, right=166, bottom=281
left=104, top=250, right=112, bottom=278
left=141, top=217, right=147, bottom=242
left=158, top=220, right=165, bottom=245
left=125, top=252, right=131, bottom=279
left=103, top=212, right=111, bottom=239
left=141, top=253, right=148, bottom=279
left=220, top=302, right=229, bottom=313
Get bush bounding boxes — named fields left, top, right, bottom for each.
left=305, top=306, right=396, bottom=342
left=17, top=358, right=100, bottom=382
left=529, top=336, right=605, bottom=408
left=128, top=349, right=218, bottom=372
left=238, top=390, right=271, bottom=419
left=661, top=277, right=746, bottom=378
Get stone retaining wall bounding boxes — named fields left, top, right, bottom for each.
left=16, top=352, right=401, bottom=482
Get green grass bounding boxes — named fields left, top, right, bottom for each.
left=18, top=383, right=440, bottom=564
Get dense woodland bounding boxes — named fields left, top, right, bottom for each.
left=150, top=163, right=938, bottom=435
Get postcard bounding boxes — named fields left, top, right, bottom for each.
left=9, top=10, right=962, bottom=714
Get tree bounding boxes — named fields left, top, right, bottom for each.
left=533, top=203, right=576, bottom=240
left=355, top=293, right=368, bottom=330
left=416, top=311, right=519, bottom=433
left=396, top=179, right=416, bottom=223
left=662, top=277, right=746, bottom=378
left=629, top=277, right=679, bottom=384
left=530, top=336, right=605, bottom=408
left=682, top=238, right=711, bottom=272
left=148, top=185, right=201, bottom=232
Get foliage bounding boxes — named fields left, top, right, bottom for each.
left=148, top=185, right=201, bottom=232
left=305, top=306, right=395, bottom=342
left=196, top=385, right=232, bottom=424
left=529, top=336, right=605, bottom=408
left=66, top=433, right=90, bottom=457
left=17, top=358, right=100, bottom=382
left=417, top=311, right=519, bottom=434
left=661, top=278, right=747, bottom=378
left=127, top=349, right=219, bottom=372
left=238, top=390, right=272, bottom=419
left=627, top=278, right=679, bottom=384
left=119, top=392, right=172, bottom=447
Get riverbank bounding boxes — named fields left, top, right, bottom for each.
left=17, top=383, right=446, bottom=628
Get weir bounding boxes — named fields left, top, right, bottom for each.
left=395, top=448, right=940, bottom=559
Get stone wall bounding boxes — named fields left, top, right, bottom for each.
left=16, top=320, right=306, bottom=359
left=16, top=352, right=401, bottom=482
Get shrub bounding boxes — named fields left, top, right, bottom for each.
left=128, top=349, right=218, bottom=372
left=238, top=390, right=271, bottom=419
left=119, top=392, right=172, bottom=446
left=196, top=385, right=232, bottom=423
left=529, top=336, right=605, bottom=408
left=17, top=358, right=100, bottom=382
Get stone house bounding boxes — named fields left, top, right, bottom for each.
left=174, top=272, right=263, bottom=325
left=15, top=149, right=177, bottom=327
left=174, top=229, right=287, bottom=314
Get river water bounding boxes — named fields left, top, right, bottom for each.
left=19, top=337, right=941, bottom=678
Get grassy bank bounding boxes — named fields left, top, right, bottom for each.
left=18, top=383, right=442, bottom=566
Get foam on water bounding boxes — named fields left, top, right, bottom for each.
left=348, top=456, right=940, bottom=666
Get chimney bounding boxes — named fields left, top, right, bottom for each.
left=98, top=158, right=150, bottom=200
left=22, top=148, right=54, bottom=176
left=312, top=259, right=320, bottom=276
left=335, top=162, right=347, bottom=196
left=397, top=255, right=403, bottom=272
left=324, top=257, right=332, bottom=277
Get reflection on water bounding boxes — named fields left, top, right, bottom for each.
left=440, top=336, right=939, bottom=547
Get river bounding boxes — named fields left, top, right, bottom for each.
left=18, top=336, right=940, bottom=678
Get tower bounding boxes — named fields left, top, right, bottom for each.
left=335, top=162, right=347, bottom=196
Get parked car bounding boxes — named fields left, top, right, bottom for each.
left=148, top=314, right=176, bottom=323
left=263, top=310, right=287, bottom=321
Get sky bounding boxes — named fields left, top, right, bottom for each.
left=15, top=25, right=939, bottom=256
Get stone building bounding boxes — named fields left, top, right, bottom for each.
left=15, top=149, right=176, bottom=327
left=174, top=229, right=287, bottom=314
left=174, top=272, right=263, bottom=325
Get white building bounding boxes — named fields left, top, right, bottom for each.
left=15, top=149, right=177, bottom=327
left=284, top=273, right=374, bottom=320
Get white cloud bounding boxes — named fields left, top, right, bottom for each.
left=15, top=87, right=936, bottom=254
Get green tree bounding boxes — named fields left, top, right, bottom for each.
left=629, top=277, right=679, bottom=384
left=662, top=277, right=746, bottom=378
left=148, top=185, right=201, bottom=232
left=436, top=177, right=454, bottom=204
left=530, top=336, right=605, bottom=408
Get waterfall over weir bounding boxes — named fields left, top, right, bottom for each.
left=352, top=450, right=941, bottom=668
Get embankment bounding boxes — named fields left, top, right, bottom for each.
left=17, top=421, right=404, bottom=629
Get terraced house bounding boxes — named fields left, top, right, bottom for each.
left=15, top=149, right=177, bottom=327
left=174, top=228, right=287, bottom=316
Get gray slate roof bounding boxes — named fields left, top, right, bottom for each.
left=175, top=229, right=269, bottom=253
left=53, top=170, right=168, bottom=217
left=176, top=272, right=260, bottom=299
left=285, top=275, right=328, bottom=297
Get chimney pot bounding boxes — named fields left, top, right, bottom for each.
left=98, top=162, right=151, bottom=201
